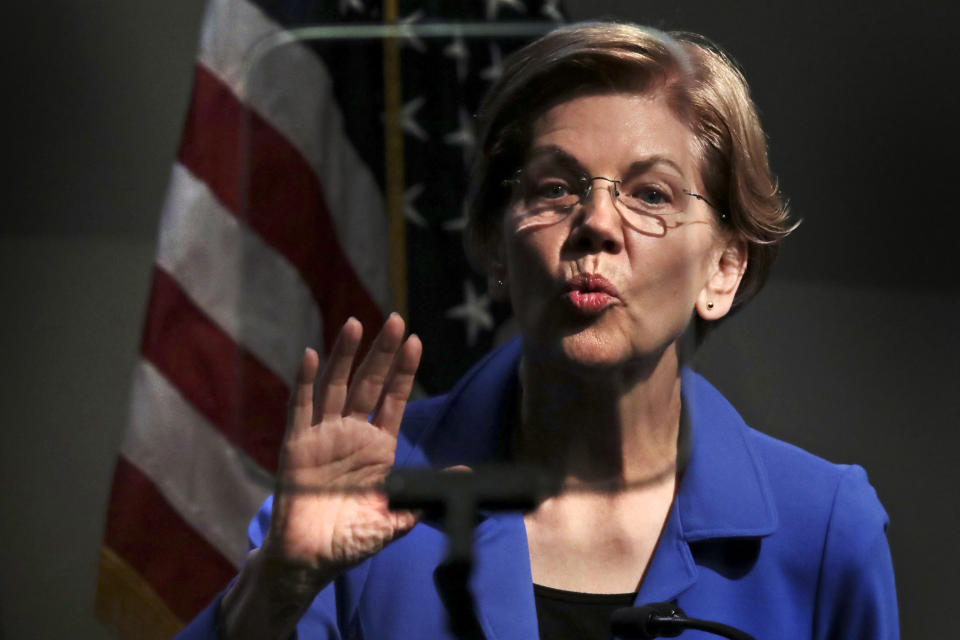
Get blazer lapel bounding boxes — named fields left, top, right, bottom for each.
left=636, top=368, right=779, bottom=606
left=406, top=345, right=779, bottom=637
left=677, top=368, right=778, bottom=541
left=414, top=340, right=536, bottom=639
left=470, top=511, right=539, bottom=640
left=430, top=511, right=537, bottom=640
left=634, top=498, right=698, bottom=605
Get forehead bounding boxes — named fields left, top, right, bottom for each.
left=529, top=92, right=699, bottom=181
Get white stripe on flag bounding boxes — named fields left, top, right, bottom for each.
left=122, top=360, right=273, bottom=567
left=156, top=163, right=324, bottom=383
left=197, top=0, right=392, bottom=313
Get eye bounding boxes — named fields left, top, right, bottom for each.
left=535, top=181, right=573, bottom=200
left=634, top=187, right=669, bottom=206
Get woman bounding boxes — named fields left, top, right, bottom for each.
left=179, top=22, right=897, bottom=640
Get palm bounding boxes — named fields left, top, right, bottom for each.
left=265, top=315, right=422, bottom=574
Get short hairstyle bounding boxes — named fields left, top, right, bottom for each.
left=464, top=21, right=795, bottom=314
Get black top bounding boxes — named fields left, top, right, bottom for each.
left=534, top=583, right=637, bottom=640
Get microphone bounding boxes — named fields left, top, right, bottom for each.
left=384, top=465, right=560, bottom=640
left=385, top=464, right=560, bottom=560
left=610, top=602, right=756, bottom=640
left=385, top=464, right=560, bottom=513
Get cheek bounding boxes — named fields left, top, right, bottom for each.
left=503, top=213, right=563, bottom=278
left=503, top=230, right=565, bottom=314
left=506, top=235, right=551, bottom=293
left=623, top=236, right=716, bottom=312
left=661, top=246, right=708, bottom=288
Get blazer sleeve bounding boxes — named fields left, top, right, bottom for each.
left=814, top=465, right=899, bottom=640
left=174, top=592, right=227, bottom=640
left=173, top=496, right=343, bottom=640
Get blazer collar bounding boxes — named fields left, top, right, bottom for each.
left=676, top=367, right=779, bottom=541
left=635, top=369, right=780, bottom=605
left=411, top=337, right=523, bottom=468
left=413, top=337, right=778, bottom=544
left=411, top=339, right=778, bottom=634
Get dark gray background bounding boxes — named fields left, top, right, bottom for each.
left=1, top=1, right=957, bottom=638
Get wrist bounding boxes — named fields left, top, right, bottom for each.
left=258, top=537, right=338, bottom=595
left=220, top=547, right=335, bottom=640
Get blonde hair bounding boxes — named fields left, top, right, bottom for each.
left=465, top=21, right=795, bottom=313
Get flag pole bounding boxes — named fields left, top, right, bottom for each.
left=383, top=0, right=407, bottom=318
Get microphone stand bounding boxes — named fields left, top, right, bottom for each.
left=385, top=465, right=558, bottom=640
left=611, top=602, right=756, bottom=640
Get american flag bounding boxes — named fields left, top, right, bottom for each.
left=95, top=0, right=563, bottom=637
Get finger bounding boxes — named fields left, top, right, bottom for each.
left=288, top=347, right=320, bottom=436
left=314, top=317, right=363, bottom=421
left=371, top=333, right=422, bottom=436
left=442, top=465, right=472, bottom=473
left=388, top=509, right=421, bottom=538
left=343, top=313, right=406, bottom=419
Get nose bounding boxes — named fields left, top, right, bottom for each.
left=570, top=177, right=623, bottom=254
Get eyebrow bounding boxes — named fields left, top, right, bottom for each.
left=525, top=146, right=584, bottom=173
left=526, top=145, right=688, bottom=179
left=624, top=157, right=687, bottom=180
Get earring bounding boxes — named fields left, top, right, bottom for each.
left=706, top=301, right=715, bottom=310
left=496, top=279, right=504, bottom=288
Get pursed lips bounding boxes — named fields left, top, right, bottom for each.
left=564, top=273, right=620, bottom=313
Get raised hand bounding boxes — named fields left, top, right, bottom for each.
left=264, top=313, right=423, bottom=575
left=220, top=314, right=422, bottom=640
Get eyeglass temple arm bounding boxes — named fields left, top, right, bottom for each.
left=683, top=189, right=727, bottom=220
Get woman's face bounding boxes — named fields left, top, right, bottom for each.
left=501, top=91, right=739, bottom=372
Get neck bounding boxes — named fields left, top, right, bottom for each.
left=512, top=344, right=682, bottom=487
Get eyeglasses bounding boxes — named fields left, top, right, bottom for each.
left=505, top=169, right=727, bottom=235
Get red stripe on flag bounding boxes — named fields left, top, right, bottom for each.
left=141, top=266, right=287, bottom=473
left=103, top=456, right=239, bottom=621
left=178, top=63, right=384, bottom=351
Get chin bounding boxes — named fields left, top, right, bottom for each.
left=518, top=305, right=677, bottom=375
left=531, top=322, right=676, bottom=380
left=555, top=331, right=635, bottom=372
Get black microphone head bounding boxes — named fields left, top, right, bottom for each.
left=385, top=464, right=561, bottom=513
left=610, top=602, right=685, bottom=639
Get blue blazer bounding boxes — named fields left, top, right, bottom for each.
left=180, top=338, right=898, bottom=639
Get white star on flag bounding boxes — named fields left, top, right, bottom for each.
left=338, top=0, right=364, bottom=15
left=444, top=34, right=470, bottom=82
left=443, top=201, right=470, bottom=233
left=443, top=107, right=476, bottom=164
left=480, top=44, right=503, bottom=83
left=401, top=96, right=428, bottom=141
left=445, top=280, right=494, bottom=346
left=398, top=10, right=426, bottom=53
left=541, top=0, right=563, bottom=21
left=486, top=0, right=527, bottom=20
left=404, top=183, right=428, bottom=227
left=443, top=211, right=468, bottom=232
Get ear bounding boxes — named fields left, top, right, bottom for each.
left=696, top=237, right=748, bottom=320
